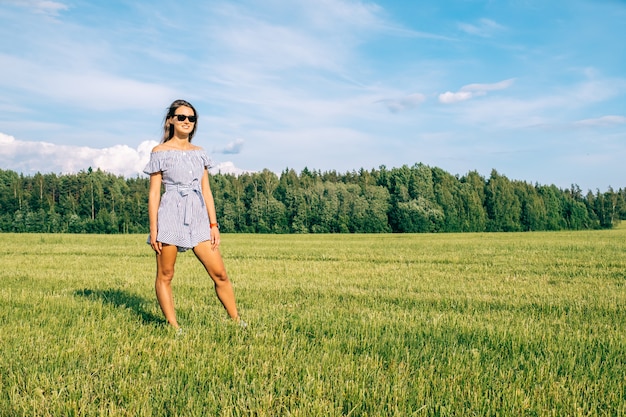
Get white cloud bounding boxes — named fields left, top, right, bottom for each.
left=201, top=0, right=438, bottom=90
left=574, top=115, right=626, bottom=127
left=32, top=0, right=68, bottom=15
left=0, top=54, right=178, bottom=111
left=92, top=143, right=155, bottom=176
left=0, top=132, right=154, bottom=176
left=216, top=139, right=245, bottom=154
left=461, top=79, right=515, bottom=92
left=210, top=161, right=254, bottom=176
left=448, top=77, right=626, bottom=131
left=0, top=132, right=252, bottom=177
left=5, top=0, right=68, bottom=16
left=438, top=91, right=474, bottom=104
left=205, top=1, right=379, bottom=76
left=439, top=79, right=515, bottom=104
left=378, top=93, right=426, bottom=113
left=458, top=18, right=506, bottom=37
left=214, top=21, right=342, bottom=73
left=0, top=132, right=16, bottom=149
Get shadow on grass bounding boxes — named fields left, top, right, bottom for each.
left=75, top=288, right=164, bottom=325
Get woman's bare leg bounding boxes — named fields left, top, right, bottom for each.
left=193, top=241, right=240, bottom=320
left=155, top=244, right=180, bottom=328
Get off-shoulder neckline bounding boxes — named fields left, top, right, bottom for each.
left=151, top=149, right=205, bottom=154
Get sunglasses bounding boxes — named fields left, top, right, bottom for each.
left=173, top=114, right=197, bottom=123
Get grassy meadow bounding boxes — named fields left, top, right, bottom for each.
left=1, top=228, right=625, bottom=416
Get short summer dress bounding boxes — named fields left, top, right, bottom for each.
left=143, top=149, right=213, bottom=252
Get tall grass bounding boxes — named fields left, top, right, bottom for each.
left=1, top=229, right=625, bottom=416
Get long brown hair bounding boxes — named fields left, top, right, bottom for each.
left=162, top=99, right=198, bottom=143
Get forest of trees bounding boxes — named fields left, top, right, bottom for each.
left=0, top=164, right=624, bottom=234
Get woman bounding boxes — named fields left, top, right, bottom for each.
left=144, top=99, right=245, bottom=333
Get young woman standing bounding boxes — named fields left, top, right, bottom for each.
left=144, top=99, right=244, bottom=333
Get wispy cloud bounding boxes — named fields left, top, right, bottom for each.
left=204, top=0, right=394, bottom=76
left=377, top=93, right=426, bottom=113
left=458, top=18, right=506, bottom=37
left=437, top=76, right=626, bottom=133
left=574, top=115, right=626, bottom=127
left=5, top=0, right=69, bottom=16
left=0, top=54, right=177, bottom=111
left=439, top=79, right=515, bottom=104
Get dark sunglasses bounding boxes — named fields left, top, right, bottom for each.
left=174, top=114, right=197, bottom=123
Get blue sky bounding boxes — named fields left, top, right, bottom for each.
left=0, top=0, right=624, bottom=192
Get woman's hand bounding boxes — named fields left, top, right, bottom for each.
left=150, top=234, right=162, bottom=255
left=210, top=227, right=221, bottom=250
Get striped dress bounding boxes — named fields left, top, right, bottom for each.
left=143, top=149, right=213, bottom=252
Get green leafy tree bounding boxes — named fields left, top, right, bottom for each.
left=395, top=197, right=444, bottom=233
left=515, top=182, right=547, bottom=231
left=485, top=170, right=521, bottom=232
left=537, top=185, right=566, bottom=230
left=359, top=185, right=390, bottom=233
left=457, top=171, right=487, bottom=232
left=432, top=167, right=463, bottom=232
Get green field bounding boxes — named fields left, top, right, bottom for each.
left=1, top=229, right=625, bottom=416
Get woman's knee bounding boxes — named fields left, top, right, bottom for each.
left=211, top=269, right=230, bottom=284
left=157, top=266, right=175, bottom=282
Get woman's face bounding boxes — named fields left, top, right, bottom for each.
left=171, top=105, right=196, bottom=138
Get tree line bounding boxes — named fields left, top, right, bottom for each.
left=0, top=164, right=623, bottom=234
